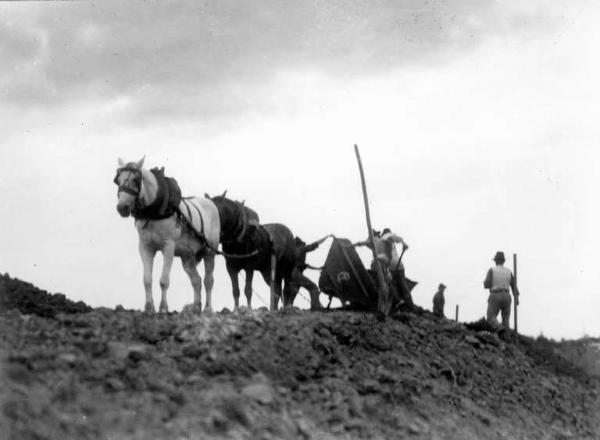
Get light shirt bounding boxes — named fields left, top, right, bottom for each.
left=489, top=266, right=513, bottom=291
left=373, top=232, right=404, bottom=270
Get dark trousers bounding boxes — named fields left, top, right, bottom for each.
left=370, top=259, right=414, bottom=309
left=288, top=268, right=322, bottom=309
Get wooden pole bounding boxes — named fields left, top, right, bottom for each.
left=455, top=305, right=459, bottom=322
left=354, top=144, right=390, bottom=315
left=513, top=253, right=518, bottom=340
left=270, top=253, right=277, bottom=311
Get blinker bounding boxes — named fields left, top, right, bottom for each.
left=114, top=167, right=142, bottom=196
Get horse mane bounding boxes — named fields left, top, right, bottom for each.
left=210, top=194, right=259, bottom=243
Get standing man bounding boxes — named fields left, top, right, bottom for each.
left=355, top=228, right=413, bottom=308
left=379, top=228, right=414, bottom=309
left=355, top=228, right=408, bottom=272
left=433, top=283, right=446, bottom=317
left=483, top=251, right=519, bottom=330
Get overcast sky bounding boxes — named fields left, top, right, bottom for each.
left=1, top=0, right=598, bottom=339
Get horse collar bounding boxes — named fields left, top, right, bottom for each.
left=131, top=168, right=182, bottom=221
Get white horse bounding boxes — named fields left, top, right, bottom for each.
left=114, top=157, right=220, bottom=313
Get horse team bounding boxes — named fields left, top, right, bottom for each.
left=114, top=157, right=316, bottom=313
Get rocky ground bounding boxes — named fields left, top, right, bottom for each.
left=1, top=273, right=599, bottom=440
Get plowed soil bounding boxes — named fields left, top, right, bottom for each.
left=1, top=273, right=599, bottom=440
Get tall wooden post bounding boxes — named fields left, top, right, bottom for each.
left=513, top=253, right=519, bottom=340
left=354, top=144, right=390, bottom=315
left=270, top=254, right=277, bottom=311
left=455, top=305, right=459, bottom=322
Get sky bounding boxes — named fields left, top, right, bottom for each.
left=1, top=0, right=598, bottom=339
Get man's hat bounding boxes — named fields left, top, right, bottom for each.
left=438, top=283, right=446, bottom=289
left=493, top=251, right=505, bottom=263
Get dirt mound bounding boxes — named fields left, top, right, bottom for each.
left=0, top=280, right=599, bottom=439
left=533, top=336, right=600, bottom=379
left=0, top=273, right=91, bottom=318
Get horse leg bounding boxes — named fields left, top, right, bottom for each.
left=244, top=269, right=254, bottom=309
left=138, top=242, right=156, bottom=313
left=158, top=241, right=176, bottom=313
left=283, top=277, right=295, bottom=307
left=285, top=268, right=302, bottom=307
left=299, top=273, right=322, bottom=310
left=260, top=269, right=278, bottom=310
left=226, top=263, right=241, bottom=310
left=203, top=252, right=215, bottom=312
left=182, top=256, right=203, bottom=312
left=274, top=274, right=284, bottom=310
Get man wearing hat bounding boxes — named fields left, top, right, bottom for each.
left=432, top=283, right=446, bottom=318
left=483, top=251, right=519, bottom=330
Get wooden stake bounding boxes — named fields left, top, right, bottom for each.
left=455, top=305, right=459, bottom=322
left=513, top=253, right=519, bottom=340
left=354, top=144, right=390, bottom=315
left=270, top=253, right=277, bottom=311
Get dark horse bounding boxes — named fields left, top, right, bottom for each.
left=208, top=193, right=297, bottom=309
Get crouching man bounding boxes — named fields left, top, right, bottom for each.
left=287, top=236, right=329, bottom=309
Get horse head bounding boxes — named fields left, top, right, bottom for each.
left=114, top=156, right=145, bottom=217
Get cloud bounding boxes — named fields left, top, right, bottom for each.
left=0, top=0, right=567, bottom=123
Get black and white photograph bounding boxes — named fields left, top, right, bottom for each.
left=1, top=0, right=599, bottom=438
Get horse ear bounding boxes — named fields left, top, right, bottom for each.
left=204, top=193, right=210, bottom=199
left=221, top=190, right=227, bottom=197
left=118, top=158, right=125, bottom=167
left=135, top=156, right=145, bottom=169
left=241, top=200, right=245, bottom=206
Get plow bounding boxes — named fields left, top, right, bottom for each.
left=278, top=144, right=417, bottom=314
left=316, top=236, right=417, bottom=313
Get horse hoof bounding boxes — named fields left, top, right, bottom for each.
left=144, top=303, right=156, bottom=314
left=159, top=303, right=169, bottom=314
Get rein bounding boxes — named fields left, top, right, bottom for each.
left=305, top=263, right=324, bottom=271
left=204, top=238, right=260, bottom=259
left=178, top=202, right=259, bottom=260
left=179, top=211, right=259, bottom=259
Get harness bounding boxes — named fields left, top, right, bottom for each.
left=235, top=202, right=259, bottom=243
left=113, top=166, right=142, bottom=197
left=114, top=166, right=258, bottom=259
left=181, top=198, right=205, bottom=238
left=210, top=196, right=260, bottom=247
left=114, top=167, right=181, bottom=220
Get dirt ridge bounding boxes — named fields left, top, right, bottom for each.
left=1, top=274, right=599, bottom=439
